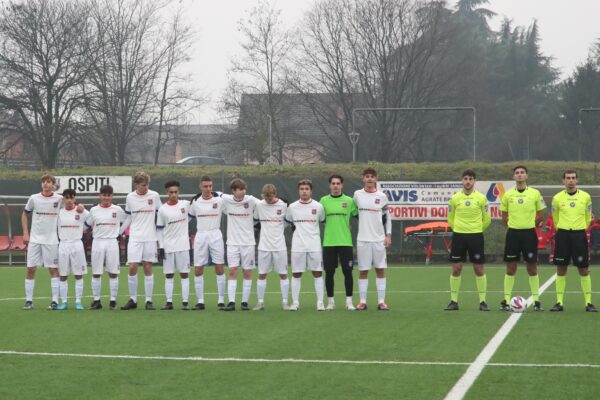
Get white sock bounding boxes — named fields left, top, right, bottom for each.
left=59, top=280, right=68, bottom=303
left=51, top=277, right=59, bottom=303
left=291, top=277, right=301, bottom=305
left=194, top=275, right=204, bottom=303
left=92, top=277, right=102, bottom=301
left=242, top=279, right=252, bottom=303
left=165, top=277, right=174, bottom=302
left=180, top=277, right=189, bottom=303
left=75, top=279, right=84, bottom=303
left=25, top=279, right=35, bottom=302
left=144, top=275, right=154, bottom=302
left=128, top=275, right=138, bottom=302
left=346, top=296, right=353, bottom=305
left=280, top=278, right=289, bottom=304
left=227, top=279, right=237, bottom=303
left=359, top=278, right=368, bottom=303
left=109, top=277, right=119, bottom=301
left=257, top=279, right=267, bottom=303
left=328, top=297, right=335, bottom=305
left=376, top=277, right=386, bottom=303
left=216, top=274, right=226, bottom=304
left=314, top=276, right=324, bottom=304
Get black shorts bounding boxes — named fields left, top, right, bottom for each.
left=553, top=229, right=589, bottom=268
left=323, top=246, right=354, bottom=271
left=503, top=228, right=538, bottom=263
left=450, top=232, right=485, bottom=264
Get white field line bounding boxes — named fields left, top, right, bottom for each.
left=443, top=273, right=557, bottom=400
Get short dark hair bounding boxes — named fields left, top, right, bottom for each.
left=298, top=179, right=313, bottom=189
left=62, top=189, right=76, bottom=198
left=230, top=178, right=246, bottom=191
left=462, top=169, right=476, bottom=179
left=100, top=185, right=113, bottom=195
left=200, top=175, right=212, bottom=183
left=563, top=169, right=577, bottom=178
left=513, top=165, right=528, bottom=173
left=362, top=167, right=377, bottom=177
left=328, top=174, right=344, bottom=184
left=164, top=180, right=180, bottom=189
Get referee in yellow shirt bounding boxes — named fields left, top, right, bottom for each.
left=550, top=170, right=597, bottom=312
left=500, top=166, right=546, bottom=311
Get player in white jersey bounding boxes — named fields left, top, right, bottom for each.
left=253, top=184, right=290, bottom=310
left=221, top=178, right=259, bottom=311
left=156, top=180, right=191, bottom=310
left=353, top=167, right=392, bottom=311
left=121, top=171, right=162, bottom=310
left=85, top=185, right=128, bottom=310
left=285, top=179, right=326, bottom=311
left=189, top=176, right=226, bottom=310
left=56, top=189, right=89, bottom=310
left=22, top=174, right=63, bottom=310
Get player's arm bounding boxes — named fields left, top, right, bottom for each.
left=586, top=195, right=593, bottom=228
left=551, top=195, right=560, bottom=228
left=156, top=209, right=165, bottom=248
left=535, top=192, right=546, bottom=225
left=284, top=206, right=295, bottom=231
left=447, top=197, right=455, bottom=229
left=21, top=196, right=34, bottom=244
left=118, top=208, right=130, bottom=235
left=383, top=205, right=392, bottom=247
left=351, top=198, right=358, bottom=218
left=481, top=199, right=491, bottom=231
left=500, top=192, right=509, bottom=224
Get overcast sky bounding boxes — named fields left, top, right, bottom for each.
left=179, top=0, right=600, bottom=123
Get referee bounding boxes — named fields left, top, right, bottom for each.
left=550, top=170, right=597, bottom=312
left=320, top=174, right=358, bottom=311
left=500, top=166, right=546, bottom=311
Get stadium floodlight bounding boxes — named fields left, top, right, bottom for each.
left=348, top=131, right=360, bottom=162
left=578, top=108, right=600, bottom=161
left=351, top=107, right=477, bottom=161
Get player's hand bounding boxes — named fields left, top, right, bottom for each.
left=76, top=204, right=85, bottom=213
left=384, top=235, right=391, bottom=248
left=23, top=233, right=30, bottom=245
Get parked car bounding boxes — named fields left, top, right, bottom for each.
left=175, top=156, right=226, bottom=165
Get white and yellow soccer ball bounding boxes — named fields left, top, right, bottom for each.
left=509, top=296, right=528, bottom=313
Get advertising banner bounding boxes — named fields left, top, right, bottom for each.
left=55, top=176, right=133, bottom=194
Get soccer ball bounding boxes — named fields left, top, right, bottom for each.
left=509, top=296, right=528, bottom=313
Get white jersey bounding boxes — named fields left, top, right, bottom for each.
left=24, top=192, right=63, bottom=245
left=353, top=189, right=391, bottom=242
left=58, top=208, right=89, bottom=241
left=86, top=204, right=127, bottom=239
left=285, top=199, right=325, bottom=252
left=189, top=195, right=223, bottom=232
left=254, top=199, right=287, bottom=251
left=125, top=190, right=161, bottom=242
left=222, top=194, right=259, bottom=246
left=157, top=200, right=191, bottom=253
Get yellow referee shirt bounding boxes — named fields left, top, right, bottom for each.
left=500, top=187, right=546, bottom=229
left=551, top=189, right=592, bottom=230
left=448, top=190, right=491, bottom=233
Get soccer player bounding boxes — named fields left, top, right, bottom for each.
left=445, top=169, right=491, bottom=311
left=353, top=168, right=392, bottom=311
left=21, top=174, right=63, bottom=310
left=157, top=181, right=191, bottom=310
left=253, top=184, right=290, bottom=310
left=550, top=170, right=597, bottom=312
left=189, top=176, right=226, bottom=310
left=221, top=178, right=260, bottom=311
left=320, top=174, right=358, bottom=311
left=121, top=172, right=162, bottom=310
left=285, top=179, right=326, bottom=311
left=500, top=166, right=546, bottom=312
left=85, top=185, right=128, bottom=310
left=57, top=189, right=89, bottom=310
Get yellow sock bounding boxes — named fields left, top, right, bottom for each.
left=580, top=274, right=592, bottom=305
left=556, top=275, right=566, bottom=305
left=450, top=275, right=461, bottom=302
left=529, top=275, right=540, bottom=302
left=476, top=275, right=487, bottom=303
left=504, top=274, right=515, bottom=302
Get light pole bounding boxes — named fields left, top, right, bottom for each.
left=266, top=114, right=272, bottom=164
left=351, top=107, right=477, bottom=161
left=578, top=108, right=600, bottom=161
left=348, top=131, right=360, bottom=162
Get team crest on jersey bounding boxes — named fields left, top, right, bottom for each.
left=181, top=208, right=185, bottom=214
left=518, top=198, right=524, bottom=204
left=570, top=202, right=575, bottom=207
left=112, top=212, right=117, bottom=218
left=53, top=202, right=59, bottom=208
left=465, top=201, right=471, bottom=206
left=212, top=203, right=218, bottom=209
left=312, top=208, right=317, bottom=214
left=277, top=209, right=282, bottom=215
left=342, top=202, right=348, bottom=208
left=75, top=214, right=80, bottom=220
left=375, top=198, right=381, bottom=204
left=148, top=199, right=153, bottom=205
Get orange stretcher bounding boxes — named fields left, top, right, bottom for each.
left=403, top=222, right=452, bottom=265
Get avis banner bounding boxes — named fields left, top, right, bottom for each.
left=55, top=176, right=133, bottom=194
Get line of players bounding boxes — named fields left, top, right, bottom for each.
left=20, top=168, right=392, bottom=311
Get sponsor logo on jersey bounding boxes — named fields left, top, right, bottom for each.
left=148, top=199, right=153, bottom=205
left=112, top=212, right=117, bottom=218
left=518, top=198, right=524, bottom=204
left=212, top=203, right=218, bottom=209
left=342, top=202, right=348, bottom=208
left=570, top=202, right=575, bottom=207
left=312, top=208, right=317, bottom=214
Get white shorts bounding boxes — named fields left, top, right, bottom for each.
left=127, top=241, right=158, bottom=264
left=27, top=242, right=58, bottom=268
left=194, top=230, right=225, bottom=266
left=163, top=250, right=190, bottom=274
left=258, top=250, right=288, bottom=275
left=92, top=239, right=120, bottom=275
left=291, top=251, right=323, bottom=273
left=357, top=241, right=387, bottom=270
left=227, top=245, right=256, bottom=269
left=58, top=240, right=87, bottom=276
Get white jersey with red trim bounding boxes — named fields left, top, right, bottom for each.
left=254, top=199, right=287, bottom=251
left=125, top=190, right=161, bottom=242
left=222, top=194, right=259, bottom=246
left=24, top=192, right=63, bottom=245
left=189, top=195, right=223, bottom=232
left=157, top=200, right=190, bottom=253
left=58, top=208, right=89, bottom=241
left=285, top=199, right=325, bottom=252
left=86, top=204, right=127, bottom=239
left=353, top=189, right=391, bottom=242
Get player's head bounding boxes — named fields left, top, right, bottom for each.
left=461, top=169, right=476, bottom=191
left=99, top=184, right=114, bottom=205
left=562, top=169, right=577, bottom=190
left=362, top=167, right=377, bottom=190
left=134, top=171, right=150, bottom=194
left=62, top=188, right=77, bottom=208
left=199, top=175, right=213, bottom=196
left=513, top=165, right=528, bottom=183
left=329, top=174, right=343, bottom=195
left=40, top=174, right=55, bottom=192
left=164, top=180, right=180, bottom=203
left=261, top=184, right=278, bottom=203
left=298, top=179, right=312, bottom=201
left=230, top=178, right=247, bottom=198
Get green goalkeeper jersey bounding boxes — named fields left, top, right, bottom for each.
left=448, top=190, right=491, bottom=233
left=320, top=194, right=357, bottom=247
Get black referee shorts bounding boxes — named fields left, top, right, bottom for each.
left=323, top=246, right=354, bottom=271
left=450, top=232, right=485, bottom=264
left=503, top=228, right=538, bottom=263
left=553, top=229, right=589, bottom=268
